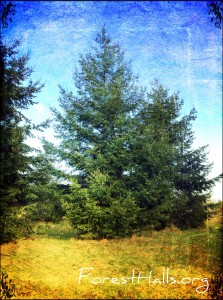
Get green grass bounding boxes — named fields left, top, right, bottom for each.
left=33, top=220, right=78, bottom=240
left=1, top=211, right=222, bottom=299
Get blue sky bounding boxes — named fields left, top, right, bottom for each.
left=5, top=1, right=222, bottom=200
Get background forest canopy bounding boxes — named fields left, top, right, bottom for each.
left=0, top=1, right=221, bottom=242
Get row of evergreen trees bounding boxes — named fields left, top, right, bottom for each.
left=0, top=3, right=218, bottom=242
left=49, top=28, right=216, bottom=238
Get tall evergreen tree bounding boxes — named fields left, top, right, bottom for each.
left=0, top=2, right=45, bottom=242
left=52, top=28, right=144, bottom=238
left=130, top=81, right=216, bottom=229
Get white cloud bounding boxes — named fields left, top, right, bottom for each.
left=33, top=103, right=46, bottom=113
left=211, top=183, right=222, bottom=201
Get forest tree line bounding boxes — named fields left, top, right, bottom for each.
left=0, top=2, right=221, bottom=242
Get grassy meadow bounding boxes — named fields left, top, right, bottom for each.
left=1, top=209, right=222, bottom=299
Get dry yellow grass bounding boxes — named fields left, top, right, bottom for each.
left=1, top=213, right=221, bottom=299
